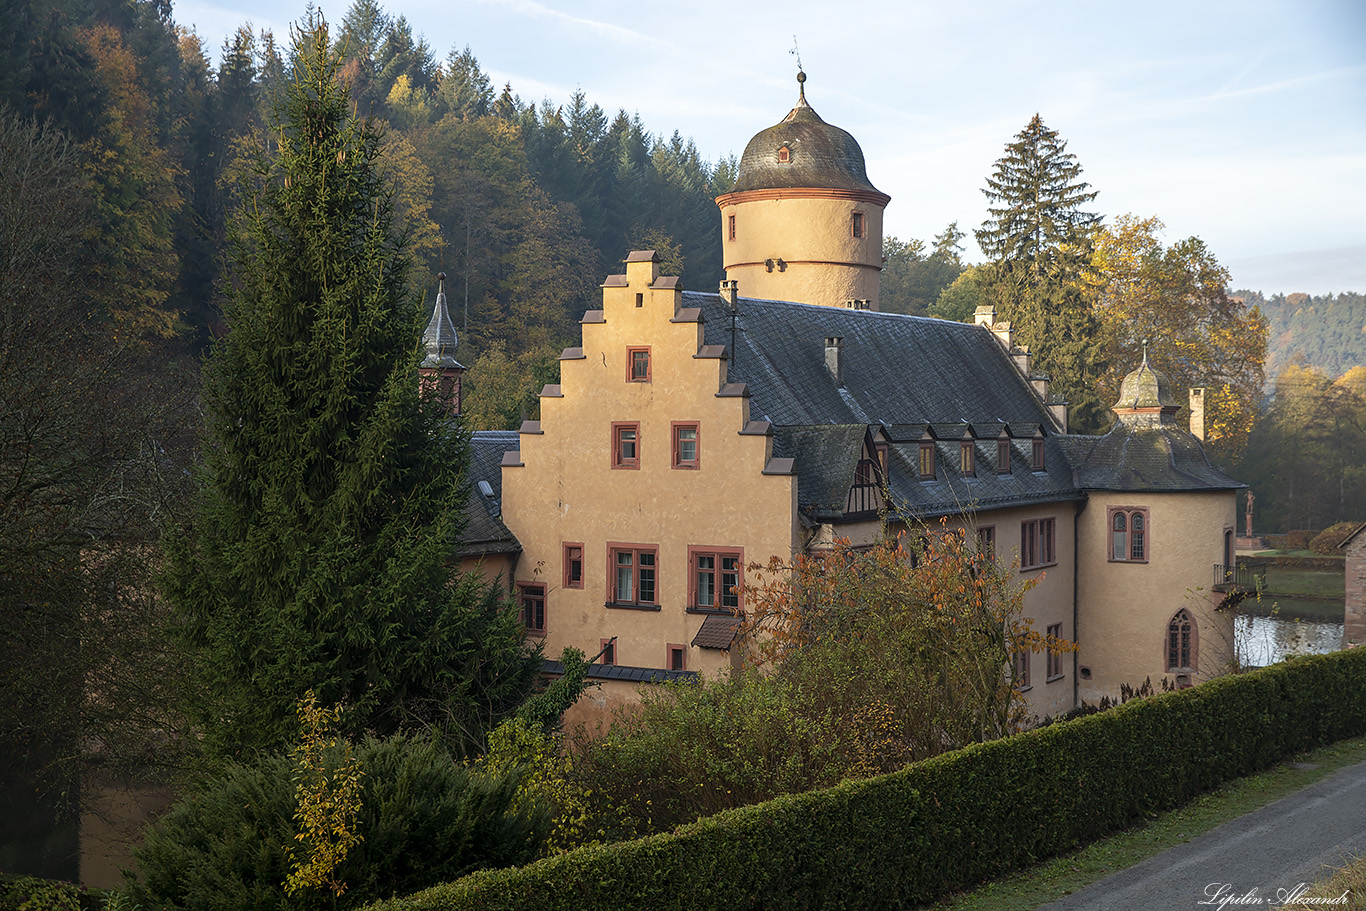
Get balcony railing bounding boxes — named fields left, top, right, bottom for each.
left=1212, top=561, right=1265, bottom=593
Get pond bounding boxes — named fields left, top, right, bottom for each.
left=1236, top=613, right=1344, bottom=668
left=1234, top=562, right=1346, bottom=667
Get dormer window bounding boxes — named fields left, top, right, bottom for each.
left=777, top=146, right=790, bottom=163
left=918, top=440, right=935, bottom=479
left=997, top=438, right=1011, bottom=475
left=960, top=441, right=975, bottom=476
left=1032, top=437, right=1045, bottom=472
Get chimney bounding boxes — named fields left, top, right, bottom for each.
left=720, top=279, right=738, bottom=309
left=824, top=337, right=844, bottom=386
left=1189, top=387, right=1206, bottom=440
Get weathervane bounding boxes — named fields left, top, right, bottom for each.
left=790, top=36, right=803, bottom=75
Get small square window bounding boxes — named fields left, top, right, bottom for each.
left=600, top=638, right=616, bottom=665
left=628, top=347, right=651, bottom=382
left=960, top=441, right=975, bottom=476
left=668, top=644, right=686, bottom=671
left=518, top=583, right=545, bottom=636
left=852, top=212, right=864, bottom=238
left=563, top=543, right=584, bottom=589
left=612, top=422, right=639, bottom=469
left=672, top=422, right=699, bottom=469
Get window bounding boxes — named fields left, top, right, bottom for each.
left=852, top=212, right=864, bottom=238
left=777, top=146, right=790, bottom=163
left=563, top=543, right=584, bottom=589
left=609, top=545, right=657, bottom=607
left=628, top=347, right=651, bottom=382
left=1167, top=610, right=1197, bottom=672
left=997, top=438, right=1011, bottom=474
left=1021, top=517, right=1056, bottom=569
left=918, top=440, right=935, bottom=479
left=1014, top=649, right=1031, bottom=690
left=672, top=422, right=699, bottom=469
left=1046, top=623, right=1064, bottom=679
left=612, top=422, right=639, bottom=469
left=600, top=638, right=616, bottom=665
left=634, top=292, right=643, bottom=308
left=518, top=583, right=545, bottom=636
left=960, top=441, right=975, bottom=476
left=1032, top=437, right=1046, bottom=472
left=1108, top=507, right=1149, bottom=562
left=728, top=214, right=736, bottom=241
left=668, top=643, right=687, bottom=671
left=690, top=547, right=742, bottom=611
left=978, top=525, right=996, bottom=557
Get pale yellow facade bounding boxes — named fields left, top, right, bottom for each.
left=1076, top=490, right=1237, bottom=703
left=717, top=190, right=886, bottom=309
left=500, top=255, right=800, bottom=730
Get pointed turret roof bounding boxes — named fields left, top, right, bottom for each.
left=422, top=272, right=463, bottom=370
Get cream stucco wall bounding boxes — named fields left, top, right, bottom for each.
left=717, top=191, right=884, bottom=309
left=1075, top=490, right=1237, bottom=704
left=500, top=256, right=799, bottom=714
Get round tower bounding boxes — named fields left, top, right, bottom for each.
left=715, top=71, right=890, bottom=309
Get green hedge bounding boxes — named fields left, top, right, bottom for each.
left=370, top=649, right=1366, bottom=911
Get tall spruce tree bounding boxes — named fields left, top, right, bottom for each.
left=163, top=23, right=538, bottom=760
left=976, top=114, right=1107, bottom=432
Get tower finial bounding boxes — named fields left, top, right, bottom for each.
left=790, top=36, right=805, bottom=101
left=1141, top=338, right=1149, bottom=367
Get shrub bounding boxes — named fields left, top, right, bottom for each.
left=131, top=735, right=547, bottom=911
left=1287, top=529, right=1317, bottom=550
left=1310, top=522, right=1358, bottom=555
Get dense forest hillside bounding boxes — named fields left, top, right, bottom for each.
left=1235, top=289, right=1366, bottom=382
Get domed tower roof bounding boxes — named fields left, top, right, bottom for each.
left=730, top=72, right=886, bottom=197
left=422, top=272, right=462, bottom=370
left=1114, top=344, right=1181, bottom=427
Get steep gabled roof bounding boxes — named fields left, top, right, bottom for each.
left=460, top=431, right=520, bottom=557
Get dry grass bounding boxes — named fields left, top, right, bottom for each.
left=1273, top=854, right=1366, bottom=909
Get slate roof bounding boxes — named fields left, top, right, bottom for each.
left=540, top=658, right=699, bottom=685
left=685, top=290, right=1084, bottom=520
left=1059, top=426, right=1244, bottom=493
left=728, top=77, right=886, bottom=199
left=691, top=614, right=743, bottom=650
left=459, top=431, right=520, bottom=557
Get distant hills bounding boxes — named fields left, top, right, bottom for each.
left=1234, top=290, right=1366, bottom=382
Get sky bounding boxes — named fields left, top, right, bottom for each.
left=173, top=0, right=1366, bottom=297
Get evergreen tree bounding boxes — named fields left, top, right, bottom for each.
left=162, top=23, right=539, bottom=760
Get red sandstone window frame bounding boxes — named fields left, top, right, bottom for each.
left=852, top=211, right=865, bottom=238
left=1107, top=506, right=1150, bottom=563
left=1021, top=517, right=1056, bottom=570
left=563, top=542, right=584, bottom=589
left=997, top=438, right=1011, bottom=474
left=600, top=638, right=616, bottom=665
left=777, top=146, right=790, bottom=163
left=607, top=543, right=658, bottom=609
left=667, top=643, right=687, bottom=671
left=518, top=582, right=545, bottom=637
left=728, top=214, right=736, bottom=242
left=627, top=347, right=651, bottom=382
left=688, top=545, right=743, bottom=612
left=1046, top=622, right=1064, bottom=680
left=1166, top=609, right=1198, bottom=673
left=612, top=422, right=640, bottom=469
left=672, top=421, right=700, bottom=470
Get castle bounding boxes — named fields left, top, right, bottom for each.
left=427, top=74, right=1245, bottom=727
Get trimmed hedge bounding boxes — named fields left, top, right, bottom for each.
left=369, top=649, right=1366, bottom=911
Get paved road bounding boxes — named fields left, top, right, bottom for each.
left=1036, top=759, right=1366, bottom=911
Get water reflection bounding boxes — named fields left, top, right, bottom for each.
left=1236, top=614, right=1343, bottom=669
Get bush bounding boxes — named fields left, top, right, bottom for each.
left=131, top=735, right=547, bottom=911
left=368, top=648, right=1366, bottom=911
left=1287, top=529, right=1317, bottom=550
left=1310, top=522, right=1358, bottom=555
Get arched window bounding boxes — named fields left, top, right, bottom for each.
left=1166, top=609, right=1197, bottom=673
left=1108, top=507, right=1149, bottom=562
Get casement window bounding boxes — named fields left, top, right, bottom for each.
left=1167, top=609, right=1197, bottom=673
left=1014, top=649, right=1031, bottom=690
left=1108, top=507, right=1149, bottom=562
left=668, top=643, right=687, bottom=671
left=563, top=543, right=584, bottom=589
left=997, top=438, right=1011, bottom=475
left=851, top=212, right=865, bottom=238
left=1032, top=437, right=1046, bottom=472
left=1046, top=623, right=1064, bottom=679
left=977, top=525, right=996, bottom=557
left=600, top=638, right=616, bottom=665
left=518, top=583, right=545, bottom=636
left=918, top=440, right=935, bottom=479
left=672, top=422, right=699, bottom=469
left=628, top=347, right=651, bottom=382
left=612, top=422, right=639, bottom=469
left=1020, top=517, right=1056, bottom=569
left=690, top=547, right=743, bottom=611
left=728, top=214, right=736, bottom=241
left=960, top=441, right=975, bottom=476
left=609, top=545, right=657, bottom=607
